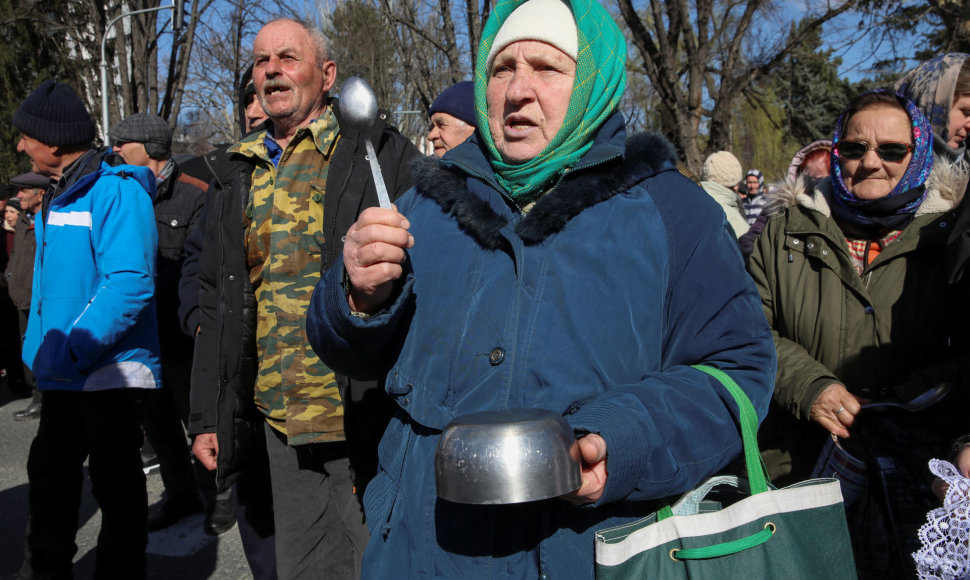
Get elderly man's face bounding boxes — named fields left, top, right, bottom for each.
left=17, top=187, right=44, bottom=213
left=16, top=134, right=59, bottom=176
left=486, top=40, right=575, bottom=164
left=245, top=93, right=269, bottom=133
left=252, top=21, right=336, bottom=127
left=113, top=141, right=151, bottom=167
left=427, top=112, right=475, bottom=158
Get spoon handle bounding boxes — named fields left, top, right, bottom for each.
left=363, top=137, right=391, bottom=209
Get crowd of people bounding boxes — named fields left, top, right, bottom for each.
left=2, top=0, right=969, bottom=578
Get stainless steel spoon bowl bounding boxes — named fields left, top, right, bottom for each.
left=339, top=76, right=378, bottom=130
left=338, top=76, right=391, bottom=208
left=435, top=408, right=582, bottom=505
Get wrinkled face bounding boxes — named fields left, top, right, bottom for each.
left=4, top=205, right=19, bottom=226
left=745, top=176, right=760, bottom=195
left=245, top=92, right=268, bottom=133
left=427, top=112, right=475, bottom=157
left=948, top=94, right=970, bottom=149
left=112, top=141, right=151, bottom=167
left=17, top=188, right=43, bottom=213
left=252, top=21, right=336, bottom=127
left=16, top=134, right=59, bottom=176
left=486, top=40, right=576, bottom=164
left=839, top=105, right=913, bottom=201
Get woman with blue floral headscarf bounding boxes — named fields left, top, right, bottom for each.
left=749, top=89, right=970, bottom=578
left=306, top=0, right=776, bottom=576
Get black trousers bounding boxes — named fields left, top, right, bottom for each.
left=142, top=348, right=197, bottom=503
left=0, top=289, right=24, bottom=387
left=143, top=330, right=216, bottom=502
left=19, top=389, right=147, bottom=580
left=17, top=309, right=38, bottom=396
left=233, top=427, right=278, bottom=580
left=264, top=424, right=368, bottom=579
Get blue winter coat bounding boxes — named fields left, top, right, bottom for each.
left=23, top=153, right=161, bottom=392
left=307, top=115, right=776, bottom=578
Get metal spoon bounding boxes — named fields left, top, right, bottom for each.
left=339, top=76, right=391, bottom=209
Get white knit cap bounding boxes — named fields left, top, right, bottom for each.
left=485, top=0, right=579, bottom=74
left=701, top=151, right=743, bottom=188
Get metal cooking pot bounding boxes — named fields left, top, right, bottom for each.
left=435, top=408, right=582, bottom=505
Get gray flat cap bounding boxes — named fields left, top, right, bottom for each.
left=109, top=113, right=172, bottom=157
left=10, top=172, right=51, bottom=190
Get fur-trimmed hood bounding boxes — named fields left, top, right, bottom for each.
left=766, top=155, right=969, bottom=219
left=408, top=117, right=678, bottom=249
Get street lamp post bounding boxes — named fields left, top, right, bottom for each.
left=99, top=1, right=183, bottom=143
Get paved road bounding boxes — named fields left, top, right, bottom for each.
left=0, top=381, right=254, bottom=580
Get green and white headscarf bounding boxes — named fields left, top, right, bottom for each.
left=474, top=0, right=627, bottom=205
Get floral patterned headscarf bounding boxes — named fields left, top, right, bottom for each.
left=829, top=90, right=934, bottom=237
left=894, top=53, right=970, bottom=144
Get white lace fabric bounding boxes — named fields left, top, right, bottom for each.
left=913, top=459, right=970, bottom=579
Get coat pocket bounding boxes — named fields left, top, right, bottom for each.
left=305, top=186, right=326, bottom=256
left=156, top=212, right=192, bottom=261
left=363, top=408, right=412, bottom=538
left=30, top=317, right=86, bottom=385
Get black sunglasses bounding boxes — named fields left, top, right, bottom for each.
left=837, top=140, right=913, bottom=162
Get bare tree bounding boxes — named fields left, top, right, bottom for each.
left=178, top=0, right=267, bottom=147
left=617, top=0, right=858, bottom=171
left=42, top=0, right=214, bottom=137
left=374, top=0, right=486, bottom=134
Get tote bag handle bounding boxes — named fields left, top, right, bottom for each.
left=653, top=364, right=773, bottom=560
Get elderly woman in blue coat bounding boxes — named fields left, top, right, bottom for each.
left=307, top=0, right=776, bottom=576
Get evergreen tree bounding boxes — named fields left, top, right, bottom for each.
left=770, top=22, right=852, bottom=148
left=325, top=0, right=401, bottom=117
left=0, top=0, right=82, bottom=180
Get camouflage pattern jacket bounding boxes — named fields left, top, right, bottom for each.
left=189, top=99, right=417, bottom=492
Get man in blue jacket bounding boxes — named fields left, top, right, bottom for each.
left=14, top=80, right=161, bottom=580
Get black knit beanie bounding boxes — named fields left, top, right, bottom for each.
left=13, top=80, right=96, bottom=147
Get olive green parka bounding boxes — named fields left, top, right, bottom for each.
left=749, top=162, right=970, bottom=482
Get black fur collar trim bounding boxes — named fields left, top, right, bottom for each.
left=411, top=133, right=677, bottom=249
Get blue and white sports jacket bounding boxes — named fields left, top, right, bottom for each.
left=23, top=152, right=161, bottom=391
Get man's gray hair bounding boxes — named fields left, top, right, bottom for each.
left=264, top=17, right=332, bottom=65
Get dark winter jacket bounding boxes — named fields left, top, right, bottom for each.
left=5, top=209, right=37, bottom=310
left=152, top=163, right=206, bottom=358
left=306, top=114, right=776, bottom=578
left=188, top=100, right=418, bottom=492
left=749, top=167, right=970, bottom=482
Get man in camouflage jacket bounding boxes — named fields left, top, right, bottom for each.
left=188, top=18, right=417, bottom=579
